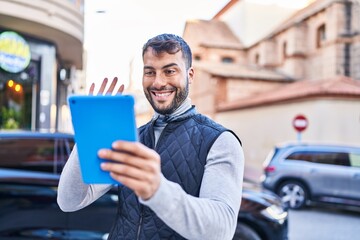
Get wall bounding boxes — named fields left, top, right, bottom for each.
left=190, top=69, right=217, bottom=118
left=226, top=78, right=285, bottom=101
left=215, top=98, right=360, bottom=181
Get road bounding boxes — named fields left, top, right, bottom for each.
left=288, top=205, right=360, bottom=240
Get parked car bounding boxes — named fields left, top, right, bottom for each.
left=261, top=142, right=360, bottom=210
left=234, top=180, right=288, bottom=240
left=0, top=131, right=288, bottom=240
left=0, top=130, right=74, bottom=174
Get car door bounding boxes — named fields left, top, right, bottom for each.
left=66, top=187, right=119, bottom=240
left=54, top=136, right=75, bottom=174
left=56, top=136, right=117, bottom=239
left=348, top=151, right=360, bottom=200
left=0, top=170, right=67, bottom=239
left=308, top=150, right=354, bottom=201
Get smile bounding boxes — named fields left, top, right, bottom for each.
left=152, top=91, right=172, bottom=97
left=151, top=88, right=175, bottom=100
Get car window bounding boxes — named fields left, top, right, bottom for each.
left=349, top=153, right=360, bottom=168
left=264, top=148, right=278, bottom=166
left=286, top=152, right=313, bottom=162
left=286, top=151, right=350, bottom=166
left=0, top=137, right=75, bottom=174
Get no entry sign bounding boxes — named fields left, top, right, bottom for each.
left=293, top=114, right=308, bottom=132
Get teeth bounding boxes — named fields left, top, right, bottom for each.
left=155, top=92, right=171, bottom=97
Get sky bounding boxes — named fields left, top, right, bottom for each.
left=84, top=0, right=310, bottom=92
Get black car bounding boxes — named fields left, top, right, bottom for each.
left=0, top=131, right=288, bottom=240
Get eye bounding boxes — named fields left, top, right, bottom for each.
left=144, top=70, right=155, bottom=76
left=164, top=69, right=176, bottom=75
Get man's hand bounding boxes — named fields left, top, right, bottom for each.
left=98, top=141, right=161, bottom=200
left=89, top=77, right=124, bottom=95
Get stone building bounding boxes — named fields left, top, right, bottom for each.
left=183, top=0, right=360, bottom=180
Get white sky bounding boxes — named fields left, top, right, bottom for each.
left=84, top=0, right=310, bottom=92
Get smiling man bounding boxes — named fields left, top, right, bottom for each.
left=142, top=35, right=192, bottom=115
left=58, top=33, right=244, bottom=240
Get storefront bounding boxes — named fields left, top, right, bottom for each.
left=0, top=0, right=84, bottom=133
left=0, top=29, right=71, bottom=131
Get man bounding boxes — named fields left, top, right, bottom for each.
left=58, top=33, right=244, bottom=240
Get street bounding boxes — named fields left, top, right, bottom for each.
left=288, top=205, right=360, bottom=240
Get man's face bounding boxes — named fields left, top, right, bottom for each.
left=142, top=48, right=194, bottom=115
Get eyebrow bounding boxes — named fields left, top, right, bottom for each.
left=143, top=63, right=178, bottom=70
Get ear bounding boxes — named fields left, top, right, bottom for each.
left=188, top=67, right=194, bottom=84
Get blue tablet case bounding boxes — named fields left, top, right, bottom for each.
left=68, top=94, right=138, bottom=184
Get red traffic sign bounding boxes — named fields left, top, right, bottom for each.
left=293, top=114, right=308, bottom=132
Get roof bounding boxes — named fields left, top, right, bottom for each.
left=194, top=61, right=293, bottom=81
left=218, top=76, right=360, bottom=111
left=0, top=130, right=73, bottom=138
left=275, top=141, right=360, bottom=150
left=183, top=19, right=243, bottom=50
left=213, top=0, right=239, bottom=19
left=254, top=0, right=333, bottom=45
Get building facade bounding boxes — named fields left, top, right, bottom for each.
left=0, top=0, right=84, bottom=132
left=183, top=0, right=360, bottom=180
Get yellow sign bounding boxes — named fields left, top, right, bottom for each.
left=0, top=31, right=31, bottom=73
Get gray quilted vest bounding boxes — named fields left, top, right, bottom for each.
left=107, top=107, right=241, bottom=240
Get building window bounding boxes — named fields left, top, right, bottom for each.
left=194, top=55, right=201, bottom=61
left=221, top=57, right=234, bottom=63
left=282, top=41, right=287, bottom=60
left=255, top=53, right=260, bottom=64
left=0, top=60, right=39, bottom=130
left=317, top=24, right=326, bottom=48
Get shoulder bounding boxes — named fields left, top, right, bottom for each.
left=192, top=114, right=225, bottom=131
left=210, top=131, right=244, bottom=162
left=193, top=114, right=242, bottom=145
left=216, top=131, right=242, bottom=148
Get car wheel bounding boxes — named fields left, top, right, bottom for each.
left=233, top=223, right=261, bottom=240
left=277, top=180, right=308, bottom=209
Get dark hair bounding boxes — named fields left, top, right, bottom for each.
left=142, top=33, right=192, bottom=69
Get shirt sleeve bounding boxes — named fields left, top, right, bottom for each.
left=140, top=131, right=245, bottom=240
left=57, top=144, right=113, bottom=212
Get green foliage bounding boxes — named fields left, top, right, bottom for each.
left=1, top=107, right=20, bottom=129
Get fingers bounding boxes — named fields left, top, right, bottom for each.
left=117, top=84, right=125, bottom=95
left=88, top=83, right=95, bottom=95
left=98, top=148, right=152, bottom=168
left=106, top=77, right=118, bottom=95
left=111, top=141, right=158, bottom=161
left=102, top=157, right=160, bottom=200
left=97, top=78, right=108, bottom=95
left=102, top=160, right=156, bottom=182
left=98, top=142, right=160, bottom=168
left=89, top=77, right=125, bottom=96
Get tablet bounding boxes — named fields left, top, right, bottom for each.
left=68, top=94, right=138, bottom=184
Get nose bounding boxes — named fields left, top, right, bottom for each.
left=152, top=74, right=166, bottom=89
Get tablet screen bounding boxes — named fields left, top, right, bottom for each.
left=68, top=94, right=138, bottom=184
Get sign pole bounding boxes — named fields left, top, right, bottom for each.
left=297, top=132, right=302, bottom=143
left=293, top=114, right=308, bottom=143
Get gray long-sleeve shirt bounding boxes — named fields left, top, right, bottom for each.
left=57, top=99, right=244, bottom=240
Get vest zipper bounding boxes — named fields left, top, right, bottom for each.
left=136, top=206, right=144, bottom=240
left=154, top=123, right=170, bottom=150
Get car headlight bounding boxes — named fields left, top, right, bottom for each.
left=260, top=204, right=288, bottom=224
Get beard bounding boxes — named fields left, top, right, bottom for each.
left=144, top=79, right=189, bottom=115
